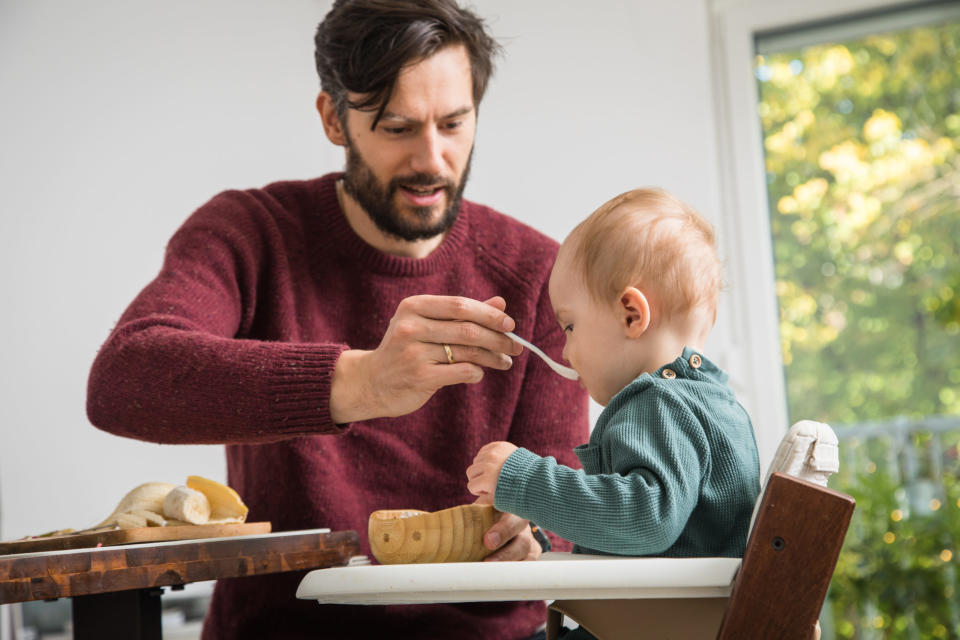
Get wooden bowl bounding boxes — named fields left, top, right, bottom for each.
left=368, top=504, right=496, bottom=564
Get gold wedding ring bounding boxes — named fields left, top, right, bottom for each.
left=443, top=343, right=455, bottom=364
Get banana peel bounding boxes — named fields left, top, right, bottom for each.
left=94, top=481, right=176, bottom=528
left=187, top=475, right=249, bottom=523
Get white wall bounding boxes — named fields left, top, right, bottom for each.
left=0, top=0, right=728, bottom=541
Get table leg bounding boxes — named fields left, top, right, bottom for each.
left=72, top=587, right=162, bottom=640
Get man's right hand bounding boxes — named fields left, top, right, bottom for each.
left=328, top=295, right=523, bottom=423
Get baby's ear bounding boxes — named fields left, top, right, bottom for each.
left=619, top=287, right=650, bottom=338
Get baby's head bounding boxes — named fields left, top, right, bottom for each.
left=548, top=188, right=722, bottom=405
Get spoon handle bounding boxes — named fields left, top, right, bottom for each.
left=505, top=332, right=579, bottom=381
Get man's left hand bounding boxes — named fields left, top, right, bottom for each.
left=481, top=511, right=541, bottom=562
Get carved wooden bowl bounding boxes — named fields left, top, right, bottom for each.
left=368, top=504, right=496, bottom=564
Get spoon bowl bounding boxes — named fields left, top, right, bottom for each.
left=505, top=332, right=579, bottom=380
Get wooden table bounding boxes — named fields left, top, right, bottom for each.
left=1, top=528, right=360, bottom=640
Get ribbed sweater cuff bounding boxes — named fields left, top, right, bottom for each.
left=494, top=447, right=543, bottom=520
left=258, top=343, right=351, bottom=436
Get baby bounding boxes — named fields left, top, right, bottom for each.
left=467, top=187, right=761, bottom=565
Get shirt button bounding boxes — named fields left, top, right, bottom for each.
left=661, top=368, right=676, bottom=379
left=689, top=354, right=702, bottom=369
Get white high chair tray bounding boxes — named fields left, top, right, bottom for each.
left=296, top=552, right=740, bottom=605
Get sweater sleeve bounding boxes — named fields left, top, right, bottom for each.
left=494, top=388, right=709, bottom=555
left=87, top=190, right=350, bottom=445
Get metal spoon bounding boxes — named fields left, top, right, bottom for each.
left=505, top=332, right=579, bottom=381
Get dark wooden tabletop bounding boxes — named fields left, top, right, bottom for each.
left=0, top=529, right=361, bottom=604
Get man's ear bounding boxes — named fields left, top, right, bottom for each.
left=619, top=287, right=650, bottom=338
left=316, top=92, right=347, bottom=147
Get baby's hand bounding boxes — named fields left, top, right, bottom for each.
left=466, top=441, right=519, bottom=503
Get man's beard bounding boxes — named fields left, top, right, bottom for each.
left=341, top=140, right=472, bottom=242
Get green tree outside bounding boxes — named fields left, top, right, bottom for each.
left=756, top=18, right=960, bottom=639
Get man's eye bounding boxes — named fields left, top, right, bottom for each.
left=382, top=126, right=409, bottom=135
left=443, top=120, right=463, bottom=130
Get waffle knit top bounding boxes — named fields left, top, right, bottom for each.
left=495, top=348, right=760, bottom=558
left=86, top=173, right=590, bottom=640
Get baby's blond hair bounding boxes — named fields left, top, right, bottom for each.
left=565, top=188, right=722, bottom=325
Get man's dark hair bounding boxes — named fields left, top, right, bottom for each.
left=314, top=0, right=501, bottom=129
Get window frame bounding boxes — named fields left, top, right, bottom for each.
left=706, top=0, right=931, bottom=473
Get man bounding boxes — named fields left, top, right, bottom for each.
left=87, top=1, right=588, bottom=638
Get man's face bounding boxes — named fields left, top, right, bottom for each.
left=340, top=44, right=477, bottom=241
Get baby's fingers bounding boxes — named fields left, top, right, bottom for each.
left=475, top=441, right=508, bottom=458
left=466, top=470, right=494, bottom=497
left=465, top=462, right=486, bottom=481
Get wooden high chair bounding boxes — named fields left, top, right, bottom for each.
left=296, top=421, right=855, bottom=640
left=544, top=420, right=854, bottom=639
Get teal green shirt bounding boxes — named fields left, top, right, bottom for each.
left=495, top=347, right=760, bottom=558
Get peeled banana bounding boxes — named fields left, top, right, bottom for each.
left=162, top=486, right=211, bottom=524
left=94, top=476, right=248, bottom=530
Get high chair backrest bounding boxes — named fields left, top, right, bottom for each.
left=716, top=420, right=852, bottom=640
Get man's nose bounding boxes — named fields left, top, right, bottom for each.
left=410, top=128, right=445, bottom=176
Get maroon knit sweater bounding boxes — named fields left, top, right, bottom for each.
left=87, top=173, right=589, bottom=639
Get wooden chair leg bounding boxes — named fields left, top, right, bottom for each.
left=546, top=606, right=564, bottom=640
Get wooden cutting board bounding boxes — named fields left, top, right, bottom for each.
left=0, top=521, right=271, bottom=555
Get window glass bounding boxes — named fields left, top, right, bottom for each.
left=755, top=9, right=960, bottom=639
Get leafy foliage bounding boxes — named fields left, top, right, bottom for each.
left=828, top=430, right=960, bottom=638
left=757, top=22, right=960, bottom=423
left=756, top=18, right=960, bottom=639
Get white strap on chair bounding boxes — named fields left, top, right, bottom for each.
left=765, top=420, right=839, bottom=487
left=749, top=420, right=840, bottom=532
